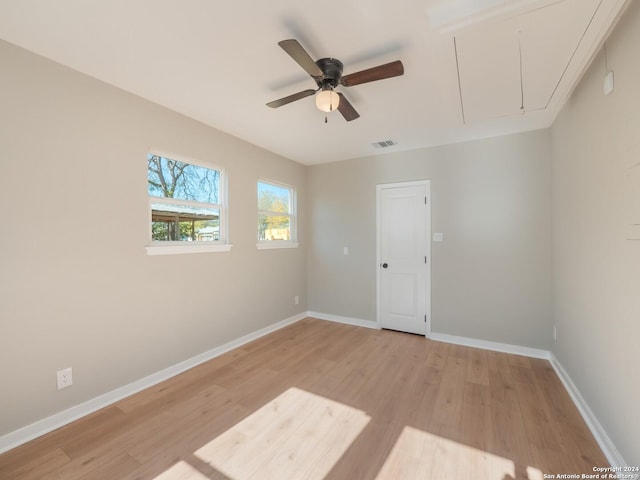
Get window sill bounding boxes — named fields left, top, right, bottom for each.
left=146, top=243, right=233, bottom=256
left=256, top=242, right=299, bottom=250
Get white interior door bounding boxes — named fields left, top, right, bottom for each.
left=377, top=181, right=430, bottom=335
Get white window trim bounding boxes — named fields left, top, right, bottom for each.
left=256, top=242, right=299, bottom=250
left=146, top=243, right=232, bottom=255
left=145, top=152, right=231, bottom=255
left=256, top=178, right=298, bottom=249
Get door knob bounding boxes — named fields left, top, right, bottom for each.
left=382, top=263, right=388, bottom=268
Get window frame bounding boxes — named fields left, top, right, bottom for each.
left=145, top=151, right=231, bottom=256
left=256, top=178, right=299, bottom=250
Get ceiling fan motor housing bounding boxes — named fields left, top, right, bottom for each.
left=315, top=58, right=344, bottom=89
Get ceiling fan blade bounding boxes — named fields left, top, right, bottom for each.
left=266, top=89, right=317, bottom=108
left=340, top=60, right=404, bottom=87
left=337, top=93, right=360, bottom=121
left=278, top=39, right=323, bottom=78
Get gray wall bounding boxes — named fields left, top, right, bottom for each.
left=307, top=130, right=553, bottom=349
left=551, top=0, right=640, bottom=465
left=0, top=40, right=307, bottom=436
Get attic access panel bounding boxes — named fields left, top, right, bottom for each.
left=454, top=0, right=601, bottom=123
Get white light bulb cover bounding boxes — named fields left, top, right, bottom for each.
left=316, top=90, right=340, bottom=112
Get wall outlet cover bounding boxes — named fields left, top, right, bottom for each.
left=57, top=368, right=73, bottom=390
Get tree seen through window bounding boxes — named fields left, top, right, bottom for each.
left=148, top=154, right=221, bottom=242
left=258, top=181, right=294, bottom=242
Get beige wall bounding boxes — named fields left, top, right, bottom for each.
left=551, top=0, right=640, bottom=465
left=0, top=40, right=307, bottom=436
left=307, top=130, right=553, bottom=349
left=3, top=2, right=639, bottom=465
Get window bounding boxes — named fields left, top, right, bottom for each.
left=257, top=179, right=298, bottom=249
left=146, top=153, right=230, bottom=255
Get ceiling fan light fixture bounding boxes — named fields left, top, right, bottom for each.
left=315, top=89, right=340, bottom=113
left=268, top=39, right=403, bottom=121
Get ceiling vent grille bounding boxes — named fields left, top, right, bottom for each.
left=371, top=140, right=397, bottom=149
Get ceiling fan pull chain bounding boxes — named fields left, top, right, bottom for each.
left=325, top=114, right=328, bottom=124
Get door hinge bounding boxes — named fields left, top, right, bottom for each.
left=425, top=256, right=427, bottom=264
left=424, top=315, right=427, bottom=322
left=425, top=196, right=427, bottom=204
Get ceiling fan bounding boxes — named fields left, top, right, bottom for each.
left=266, top=39, right=404, bottom=121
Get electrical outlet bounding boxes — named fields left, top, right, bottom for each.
left=57, top=368, right=73, bottom=390
left=294, top=295, right=299, bottom=305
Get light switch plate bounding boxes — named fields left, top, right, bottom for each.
left=603, top=71, right=614, bottom=95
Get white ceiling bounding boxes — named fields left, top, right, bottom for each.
left=0, top=0, right=629, bottom=165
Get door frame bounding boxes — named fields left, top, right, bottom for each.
left=376, top=180, right=431, bottom=338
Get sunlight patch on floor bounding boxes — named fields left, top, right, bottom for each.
left=375, top=426, right=544, bottom=480
left=193, top=387, right=371, bottom=480
left=153, top=460, right=210, bottom=480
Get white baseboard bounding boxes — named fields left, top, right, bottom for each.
left=307, top=311, right=379, bottom=330
left=428, top=331, right=626, bottom=467
left=0, top=312, right=306, bottom=455
left=429, top=332, right=551, bottom=359
left=549, top=354, right=627, bottom=468
left=2, top=312, right=626, bottom=470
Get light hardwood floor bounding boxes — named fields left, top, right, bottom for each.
left=0, top=318, right=608, bottom=479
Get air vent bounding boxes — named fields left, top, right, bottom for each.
left=371, top=140, right=397, bottom=149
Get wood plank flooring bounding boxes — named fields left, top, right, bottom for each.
left=0, top=318, right=608, bottom=479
